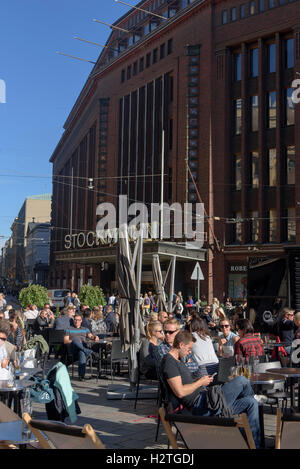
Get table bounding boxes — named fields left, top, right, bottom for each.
left=0, top=380, right=34, bottom=417
left=0, top=420, right=37, bottom=447
left=86, top=340, right=112, bottom=379
left=266, top=367, right=300, bottom=411
left=249, top=372, right=286, bottom=448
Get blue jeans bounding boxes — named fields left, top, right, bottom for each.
left=192, top=376, right=261, bottom=448
left=69, top=340, right=92, bottom=377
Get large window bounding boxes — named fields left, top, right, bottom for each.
left=234, top=53, right=242, bottom=81
left=234, top=99, right=242, bottom=135
left=251, top=96, right=259, bottom=132
left=286, top=88, right=295, bottom=126
left=222, top=10, right=228, bottom=24
left=268, top=149, right=277, bottom=186
left=267, top=91, right=276, bottom=128
left=268, top=209, right=277, bottom=242
left=250, top=48, right=259, bottom=77
left=233, top=211, right=242, bottom=243
left=286, top=146, right=295, bottom=185
left=240, top=4, right=246, bottom=17
left=234, top=154, right=242, bottom=190
left=287, top=208, right=296, bottom=242
left=249, top=211, right=259, bottom=242
left=251, top=151, right=259, bottom=188
left=268, top=43, right=276, bottom=73
left=285, top=38, right=294, bottom=69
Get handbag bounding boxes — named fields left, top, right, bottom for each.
left=30, top=377, right=55, bottom=404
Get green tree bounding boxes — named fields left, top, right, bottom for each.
left=79, top=284, right=105, bottom=309
left=19, top=284, right=49, bottom=310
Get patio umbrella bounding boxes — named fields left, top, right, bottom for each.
left=152, top=254, right=168, bottom=312
left=116, top=230, right=145, bottom=388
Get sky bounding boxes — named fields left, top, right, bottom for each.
left=0, top=0, right=131, bottom=249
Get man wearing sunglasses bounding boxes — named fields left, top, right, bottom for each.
left=156, top=319, right=203, bottom=377
left=218, top=319, right=239, bottom=357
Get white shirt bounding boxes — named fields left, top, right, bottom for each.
left=108, top=296, right=116, bottom=305
left=192, top=332, right=219, bottom=365
left=24, top=310, right=39, bottom=320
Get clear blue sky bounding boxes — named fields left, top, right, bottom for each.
left=0, top=0, right=130, bottom=249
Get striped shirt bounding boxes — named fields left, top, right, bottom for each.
left=64, top=326, right=90, bottom=343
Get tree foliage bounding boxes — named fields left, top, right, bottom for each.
left=19, top=284, right=49, bottom=309
left=79, top=284, right=105, bottom=309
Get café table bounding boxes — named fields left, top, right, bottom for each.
left=250, top=372, right=286, bottom=449
left=0, top=380, right=34, bottom=417
left=266, top=367, right=300, bottom=411
left=86, top=339, right=113, bottom=379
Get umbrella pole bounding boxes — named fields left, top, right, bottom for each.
left=130, top=230, right=144, bottom=391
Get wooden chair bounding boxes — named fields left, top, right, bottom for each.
left=22, top=413, right=105, bottom=449
left=158, top=407, right=256, bottom=449
left=275, top=408, right=300, bottom=449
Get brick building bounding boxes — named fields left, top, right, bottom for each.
left=49, top=0, right=300, bottom=311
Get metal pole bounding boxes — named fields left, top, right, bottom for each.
left=168, top=256, right=176, bottom=312
left=70, top=167, right=74, bottom=236
left=160, top=130, right=165, bottom=240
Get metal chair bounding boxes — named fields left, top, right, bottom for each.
left=25, top=319, right=36, bottom=341
left=47, top=329, right=65, bottom=359
left=134, top=350, right=158, bottom=410
left=102, top=339, right=128, bottom=381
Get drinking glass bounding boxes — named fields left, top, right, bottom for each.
left=22, top=390, right=32, bottom=439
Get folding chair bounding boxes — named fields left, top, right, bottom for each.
left=103, top=340, right=128, bottom=381
left=159, top=407, right=256, bottom=449
left=275, top=408, right=300, bottom=449
left=22, top=413, right=105, bottom=449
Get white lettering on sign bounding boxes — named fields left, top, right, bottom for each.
left=230, top=266, right=247, bottom=272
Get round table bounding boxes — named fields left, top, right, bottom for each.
left=0, top=380, right=34, bottom=417
left=266, top=367, right=300, bottom=411
left=250, top=372, right=286, bottom=385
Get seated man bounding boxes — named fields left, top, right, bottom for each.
left=33, top=309, right=53, bottom=335
left=161, top=330, right=261, bottom=448
left=54, top=305, right=76, bottom=330
left=156, top=319, right=204, bottom=378
left=64, top=313, right=99, bottom=381
left=234, top=318, right=265, bottom=361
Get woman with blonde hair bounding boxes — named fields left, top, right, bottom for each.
left=149, top=312, right=158, bottom=323
left=141, top=321, right=164, bottom=379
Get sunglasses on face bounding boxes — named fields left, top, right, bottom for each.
left=0, top=337, right=7, bottom=341
left=164, top=330, right=177, bottom=335
left=221, top=325, right=230, bottom=328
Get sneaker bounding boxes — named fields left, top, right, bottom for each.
left=254, top=394, right=268, bottom=404
left=79, top=376, right=85, bottom=382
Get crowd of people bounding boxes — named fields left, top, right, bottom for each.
left=1, top=288, right=300, bottom=448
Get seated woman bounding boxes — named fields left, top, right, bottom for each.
left=140, top=321, right=164, bottom=379
left=189, top=317, right=219, bottom=376
left=91, top=306, right=107, bottom=337
left=7, top=310, right=26, bottom=351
